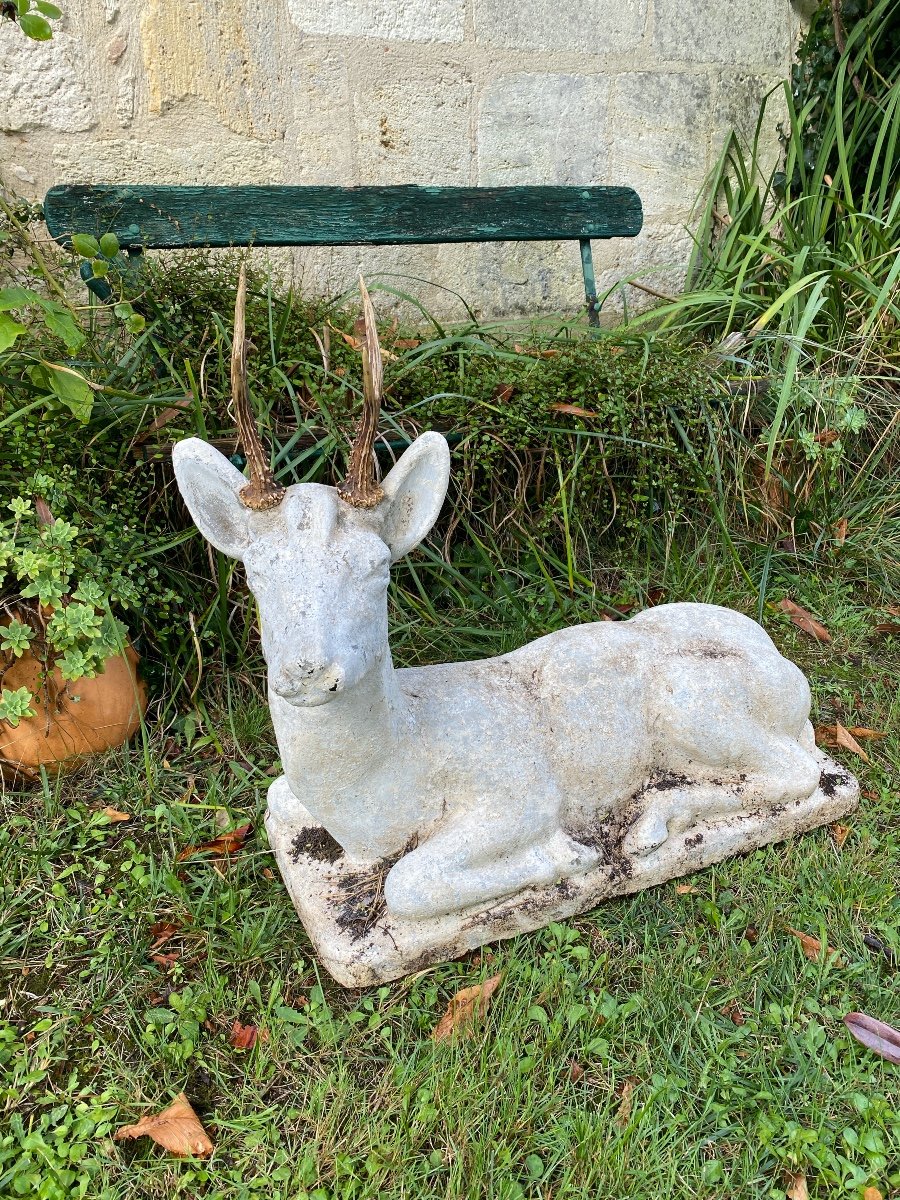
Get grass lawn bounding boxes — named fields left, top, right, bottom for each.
left=2, top=546, right=898, bottom=1200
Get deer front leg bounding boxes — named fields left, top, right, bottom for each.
left=383, top=802, right=598, bottom=921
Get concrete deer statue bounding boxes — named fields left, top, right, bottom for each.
left=173, top=271, right=857, bottom=985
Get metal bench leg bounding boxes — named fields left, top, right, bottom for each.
left=579, top=238, right=600, bottom=329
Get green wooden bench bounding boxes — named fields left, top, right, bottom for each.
left=43, top=185, right=642, bottom=326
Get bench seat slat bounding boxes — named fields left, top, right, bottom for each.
left=43, top=184, right=642, bottom=249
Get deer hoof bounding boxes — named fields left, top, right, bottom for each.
left=621, top=811, right=671, bottom=858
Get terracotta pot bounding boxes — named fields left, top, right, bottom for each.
left=0, top=644, right=147, bottom=777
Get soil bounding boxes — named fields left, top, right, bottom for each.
left=290, top=826, right=344, bottom=864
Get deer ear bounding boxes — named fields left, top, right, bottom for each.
left=378, top=432, right=450, bottom=562
left=172, top=438, right=253, bottom=559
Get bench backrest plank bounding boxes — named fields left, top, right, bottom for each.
left=43, top=184, right=642, bottom=249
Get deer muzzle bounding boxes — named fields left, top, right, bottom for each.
left=270, top=661, right=346, bottom=706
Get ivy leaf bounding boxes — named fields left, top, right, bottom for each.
left=0, top=312, right=27, bottom=354
left=70, top=233, right=100, bottom=259
left=18, top=11, right=53, bottom=38
left=46, top=364, right=94, bottom=422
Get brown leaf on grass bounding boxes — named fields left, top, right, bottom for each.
left=493, top=383, right=515, bottom=403
left=513, top=344, right=560, bottom=358
left=834, top=723, right=870, bottom=764
left=814, top=429, right=840, bottom=446
left=833, top=517, right=849, bottom=545
left=229, top=1020, right=266, bottom=1050
left=114, top=1092, right=213, bottom=1158
left=778, top=598, right=831, bottom=643
left=816, top=724, right=884, bottom=755
left=646, top=587, right=666, bottom=605
left=843, top=1012, right=900, bottom=1064
left=392, top=337, right=420, bottom=350
left=149, top=920, right=180, bottom=951
left=177, top=822, right=252, bottom=863
left=830, top=823, right=850, bottom=848
left=786, top=1173, right=809, bottom=1200
left=432, top=974, right=502, bottom=1041
left=722, top=1000, right=745, bottom=1026
left=549, top=402, right=601, bottom=418
left=786, top=927, right=844, bottom=967
left=132, top=397, right=191, bottom=447
left=615, top=1077, right=637, bottom=1127
left=675, top=883, right=699, bottom=894
left=862, top=1188, right=883, bottom=1200
left=862, top=788, right=879, bottom=801
left=100, top=807, right=132, bottom=823
left=568, top=1060, right=585, bottom=1083
left=150, top=951, right=180, bottom=970
left=874, top=620, right=900, bottom=635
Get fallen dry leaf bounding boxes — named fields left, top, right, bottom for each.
left=149, top=920, right=180, bottom=951
left=778, top=598, right=831, bottom=643
left=392, top=337, right=420, bottom=350
left=862, top=1189, right=883, bottom=1200
left=262, top=867, right=274, bottom=880
left=862, top=788, right=879, bottom=801
left=786, top=927, right=843, bottom=966
left=432, top=973, right=502, bottom=1042
left=675, top=883, right=699, bottom=894
left=100, top=807, right=132, bottom=823
left=814, top=429, right=839, bottom=446
left=514, top=344, right=559, bottom=358
left=549, top=402, right=601, bottom=418
left=615, top=1077, right=637, bottom=1127
left=114, top=1092, right=213, bottom=1158
left=834, top=723, right=870, bottom=764
left=786, top=1173, right=809, bottom=1200
left=568, top=1060, right=585, bottom=1083
left=874, top=620, right=900, bottom=634
left=721, top=1000, right=745, bottom=1026
left=833, top=517, right=849, bottom=545
left=830, top=823, right=850, bottom=848
left=229, top=1020, right=266, bottom=1050
left=177, top=822, right=252, bottom=863
left=744, top=925, right=759, bottom=944
left=150, top=951, right=180, bottom=970
left=493, top=383, right=515, bottom=403
left=843, top=1012, right=900, bottom=1065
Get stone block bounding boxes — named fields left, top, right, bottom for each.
left=51, top=129, right=284, bottom=187
left=286, top=0, right=465, bottom=44
left=478, top=74, right=609, bottom=186
left=0, top=33, right=94, bottom=133
left=608, top=72, right=714, bottom=215
left=354, top=63, right=473, bottom=185
left=473, top=0, right=647, bottom=55
left=654, top=0, right=792, bottom=68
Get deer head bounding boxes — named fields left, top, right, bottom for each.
left=173, top=273, right=450, bottom=707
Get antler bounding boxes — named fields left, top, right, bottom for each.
left=337, top=277, right=385, bottom=509
left=232, top=265, right=285, bottom=512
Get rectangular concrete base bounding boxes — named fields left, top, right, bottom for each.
left=265, top=757, right=859, bottom=986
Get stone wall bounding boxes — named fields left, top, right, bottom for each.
left=0, top=1, right=802, bottom=317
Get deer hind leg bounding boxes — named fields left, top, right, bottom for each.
left=384, top=812, right=597, bottom=922
left=622, top=732, right=821, bottom=858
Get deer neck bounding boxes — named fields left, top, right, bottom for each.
left=269, top=646, right=407, bottom=793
